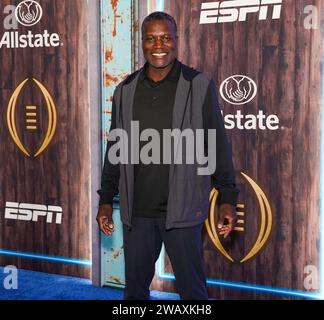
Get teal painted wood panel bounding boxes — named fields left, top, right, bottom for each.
left=100, top=0, right=134, bottom=288
left=100, top=0, right=165, bottom=289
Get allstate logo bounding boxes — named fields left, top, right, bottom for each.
left=220, top=75, right=257, bottom=105
left=15, top=0, right=43, bottom=27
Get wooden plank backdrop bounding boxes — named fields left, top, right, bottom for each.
left=142, top=0, right=323, bottom=299
left=0, top=0, right=91, bottom=278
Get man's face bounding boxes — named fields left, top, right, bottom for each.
left=142, top=19, right=177, bottom=69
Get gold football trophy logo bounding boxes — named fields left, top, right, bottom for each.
left=7, top=78, right=57, bottom=157
left=206, top=172, right=272, bottom=263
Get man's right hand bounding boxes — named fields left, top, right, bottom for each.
left=96, top=204, right=114, bottom=236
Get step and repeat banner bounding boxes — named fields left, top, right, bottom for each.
left=101, top=0, right=323, bottom=299
left=0, top=0, right=322, bottom=300
left=101, top=0, right=324, bottom=299
left=0, top=0, right=91, bottom=278
left=147, top=0, right=324, bottom=299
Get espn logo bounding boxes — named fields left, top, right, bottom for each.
left=200, top=0, right=282, bottom=24
left=5, top=202, right=63, bottom=224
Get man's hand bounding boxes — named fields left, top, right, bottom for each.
left=217, top=203, right=237, bottom=239
left=96, top=204, right=114, bottom=236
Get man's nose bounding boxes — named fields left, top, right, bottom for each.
left=153, top=37, right=163, bottom=47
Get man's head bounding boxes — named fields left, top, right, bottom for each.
left=141, top=12, right=178, bottom=69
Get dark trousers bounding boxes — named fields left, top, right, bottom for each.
left=123, top=217, right=208, bottom=300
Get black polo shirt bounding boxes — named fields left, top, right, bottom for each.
left=132, top=60, right=181, bottom=218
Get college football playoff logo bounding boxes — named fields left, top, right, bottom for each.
left=206, top=172, right=272, bottom=263
left=7, top=78, right=57, bottom=158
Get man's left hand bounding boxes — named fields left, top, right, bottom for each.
left=217, top=203, right=237, bottom=239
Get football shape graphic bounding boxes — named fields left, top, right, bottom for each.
left=7, top=78, right=57, bottom=158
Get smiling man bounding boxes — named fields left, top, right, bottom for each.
left=96, top=12, right=239, bottom=300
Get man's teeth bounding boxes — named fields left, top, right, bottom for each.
left=152, top=53, right=167, bottom=57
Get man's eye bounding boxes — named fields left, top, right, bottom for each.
left=162, top=36, right=171, bottom=42
left=146, top=37, right=154, bottom=42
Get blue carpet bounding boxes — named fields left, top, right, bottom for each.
left=0, top=267, right=180, bottom=300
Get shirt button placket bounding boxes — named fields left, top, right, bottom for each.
left=152, top=96, right=157, bottom=106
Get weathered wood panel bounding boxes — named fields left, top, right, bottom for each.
left=0, top=0, right=91, bottom=278
left=147, top=0, right=323, bottom=299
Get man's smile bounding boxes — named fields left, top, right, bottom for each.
left=152, top=52, right=168, bottom=57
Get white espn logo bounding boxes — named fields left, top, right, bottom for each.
left=5, top=202, right=63, bottom=224
left=200, top=0, right=282, bottom=24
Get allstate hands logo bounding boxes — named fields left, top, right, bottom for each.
left=220, top=75, right=257, bottom=105
left=15, top=0, right=43, bottom=27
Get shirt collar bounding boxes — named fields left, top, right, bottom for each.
left=140, top=59, right=181, bottom=85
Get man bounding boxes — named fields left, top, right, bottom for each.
left=96, top=12, right=239, bottom=300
